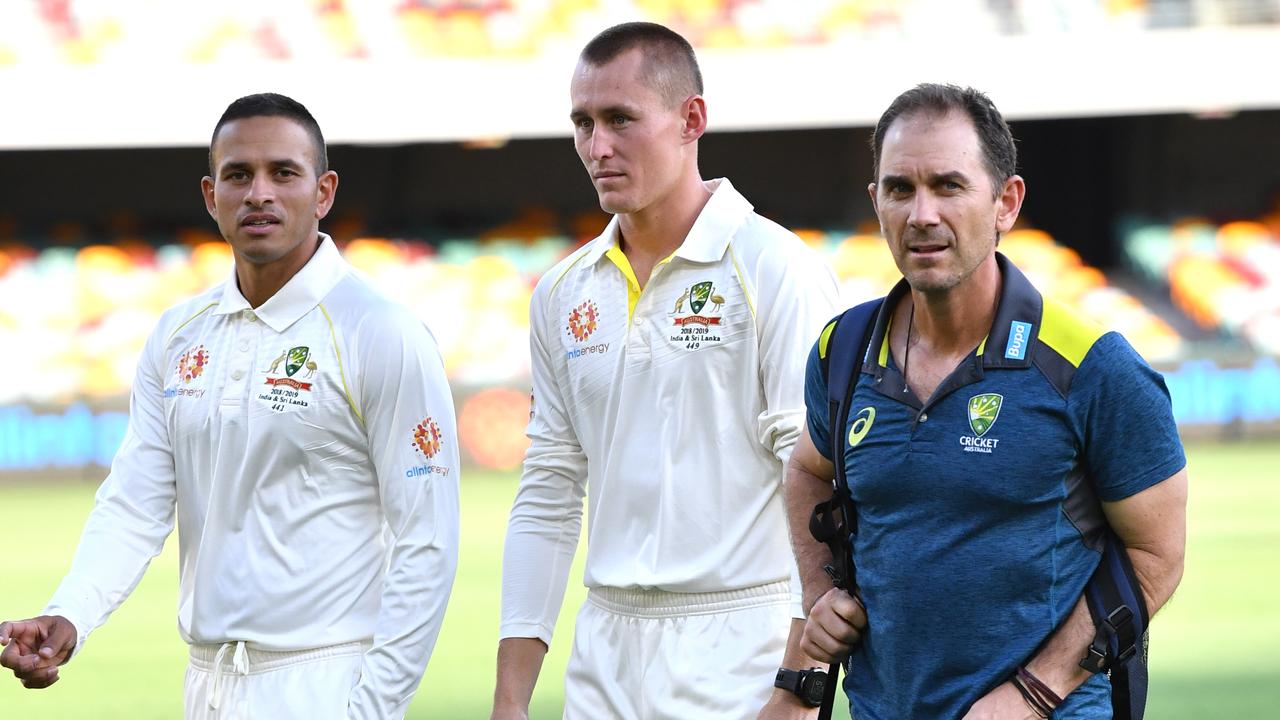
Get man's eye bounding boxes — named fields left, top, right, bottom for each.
left=611, top=115, right=628, bottom=126
left=575, top=118, right=592, bottom=130
left=226, top=171, right=248, bottom=181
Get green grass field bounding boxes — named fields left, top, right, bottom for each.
left=2, top=441, right=1278, bottom=718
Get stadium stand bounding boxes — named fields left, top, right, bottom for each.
left=1125, top=212, right=1280, bottom=356
left=0, top=223, right=1186, bottom=408
left=3, top=0, right=1276, bottom=66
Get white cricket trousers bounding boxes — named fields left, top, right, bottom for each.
left=183, top=640, right=369, bottom=719
left=563, top=581, right=791, bottom=720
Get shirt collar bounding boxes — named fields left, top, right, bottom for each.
left=212, top=233, right=348, bottom=332
left=866, top=251, right=1044, bottom=375
left=980, top=251, right=1043, bottom=369
left=580, top=177, right=754, bottom=266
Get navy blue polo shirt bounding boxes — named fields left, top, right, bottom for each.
left=804, top=254, right=1185, bottom=720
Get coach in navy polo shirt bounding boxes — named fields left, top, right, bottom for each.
left=784, top=84, right=1187, bottom=720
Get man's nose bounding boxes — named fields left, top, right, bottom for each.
left=908, top=191, right=940, bottom=227
left=245, top=174, right=275, bottom=205
left=589, top=126, right=614, bottom=161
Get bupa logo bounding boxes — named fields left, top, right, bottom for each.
left=848, top=407, right=875, bottom=447
left=1004, top=321, right=1033, bottom=360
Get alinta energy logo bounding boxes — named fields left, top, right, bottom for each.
left=566, top=300, right=599, bottom=342
left=407, top=416, right=450, bottom=478
left=176, top=345, right=209, bottom=384
left=961, top=393, right=1004, bottom=453
left=565, top=300, right=609, bottom=360
left=167, top=345, right=211, bottom=398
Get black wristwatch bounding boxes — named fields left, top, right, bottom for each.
left=775, top=667, right=828, bottom=707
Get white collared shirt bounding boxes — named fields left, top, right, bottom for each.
left=501, top=178, right=840, bottom=644
left=45, top=235, right=460, bottom=719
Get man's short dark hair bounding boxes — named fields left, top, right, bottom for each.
left=580, top=22, right=703, bottom=107
left=208, top=93, right=327, bottom=175
left=871, top=84, right=1016, bottom=195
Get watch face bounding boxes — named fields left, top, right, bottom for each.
left=803, top=672, right=827, bottom=705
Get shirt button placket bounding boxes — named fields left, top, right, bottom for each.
left=225, top=310, right=259, bottom=405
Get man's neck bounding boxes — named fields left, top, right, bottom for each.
left=911, top=255, right=1002, bottom=356
left=616, top=174, right=712, bottom=287
left=234, top=236, right=321, bottom=309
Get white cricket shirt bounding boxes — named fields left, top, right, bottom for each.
left=500, top=179, right=839, bottom=644
left=45, top=236, right=460, bottom=719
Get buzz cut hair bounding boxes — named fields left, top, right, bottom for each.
left=871, top=83, right=1017, bottom=197
left=579, top=22, right=704, bottom=107
left=208, top=92, right=327, bottom=176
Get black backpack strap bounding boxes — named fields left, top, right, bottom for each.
left=809, top=298, right=883, bottom=574
left=1080, top=528, right=1151, bottom=720
left=808, top=298, right=882, bottom=720
left=823, top=298, right=882, bottom=535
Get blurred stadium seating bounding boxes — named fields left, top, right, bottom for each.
left=1125, top=209, right=1280, bottom=356
left=0, top=223, right=1186, bottom=409
left=3, top=0, right=1279, bottom=469
left=3, top=0, right=1277, bottom=66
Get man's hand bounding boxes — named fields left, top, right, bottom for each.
left=799, top=588, right=866, bottom=663
left=0, top=615, right=77, bottom=689
left=961, top=681, right=1039, bottom=720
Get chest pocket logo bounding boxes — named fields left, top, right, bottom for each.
left=848, top=407, right=876, bottom=447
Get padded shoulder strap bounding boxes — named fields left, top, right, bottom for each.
left=821, top=298, right=884, bottom=410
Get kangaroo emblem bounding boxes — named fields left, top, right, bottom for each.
left=267, top=351, right=286, bottom=373
left=673, top=288, right=690, bottom=314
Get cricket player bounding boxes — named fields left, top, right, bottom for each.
left=0, top=93, right=460, bottom=719
left=491, top=22, right=840, bottom=720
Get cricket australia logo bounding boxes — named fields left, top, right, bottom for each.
left=961, top=393, right=1004, bottom=453
left=257, top=346, right=316, bottom=413
left=406, top=416, right=451, bottom=478
left=670, top=280, right=725, bottom=350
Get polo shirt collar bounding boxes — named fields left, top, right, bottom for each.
left=581, top=177, right=753, bottom=266
left=979, top=252, right=1042, bottom=369
left=213, top=233, right=347, bottom=333
left=864, top=252, right=1044, bottom=406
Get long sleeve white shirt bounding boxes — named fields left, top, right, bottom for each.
left=45, top=236, right=460, bottom=720
left=500, top=179, right=839, bottom=645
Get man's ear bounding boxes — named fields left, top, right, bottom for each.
left=995, top=175, right=1026, bottom=233
left=315, top=170, right=339, bottom=220
left=201, top=176, right=217, bottom=219
left=680, top=95, right=708, bottom=144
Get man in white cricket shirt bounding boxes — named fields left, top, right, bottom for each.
left=491, top=23, right=840, bottom=720
left=0, top=93, right=460, bottom=719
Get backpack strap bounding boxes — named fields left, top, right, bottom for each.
left=808, top=298, right=882, bottom=720
left=821, top=298, right=883, bottom=532
left=1081, top=528, right=1151, bottom=720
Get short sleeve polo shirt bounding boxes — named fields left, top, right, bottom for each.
left=803, top=253, right=1185, bottom=719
